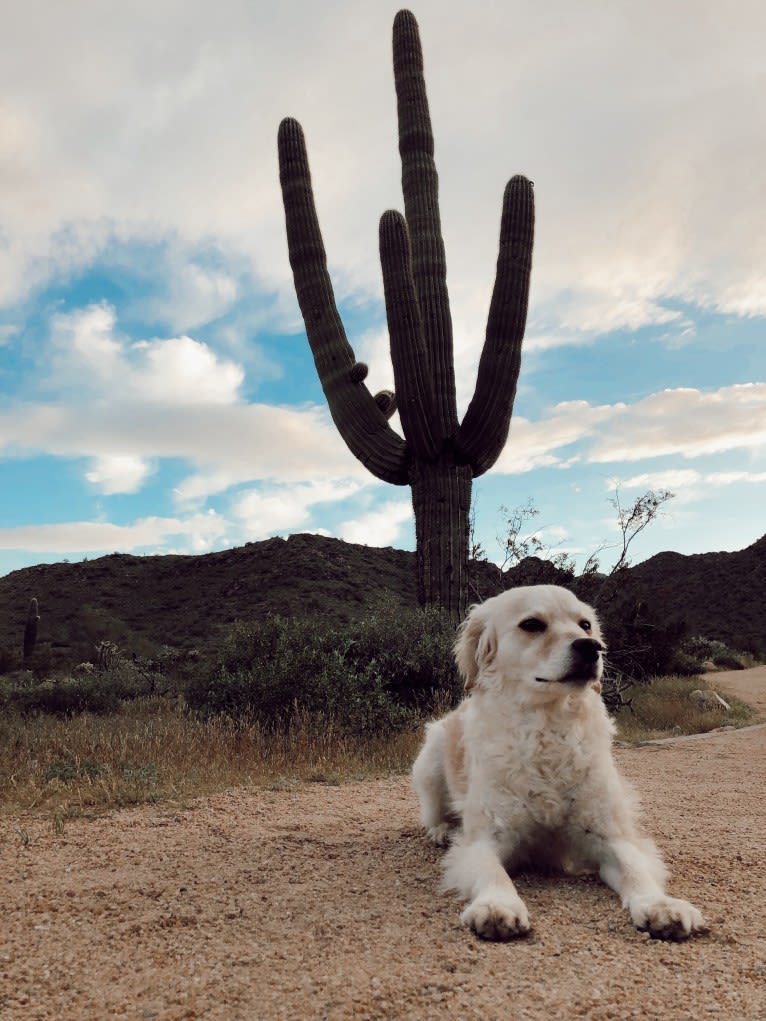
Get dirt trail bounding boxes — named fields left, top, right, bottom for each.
left=1, top=669, right=765, bottom=1020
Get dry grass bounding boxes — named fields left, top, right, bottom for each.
left=615, top=674, right=755, bottom=743
left=0, top=699, right=424, bottom=820
left=1, top=676, right=757, bottom=822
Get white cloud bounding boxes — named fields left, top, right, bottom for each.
left=0, top=399, right=369, bottom=498
left=45, top=302, right=244, bottom=406
left=0, top=510, right=228, bottom=554
left=706, top=471, right=766, bottom=486
left=0, top=1, right=763, bottom=342
left=139, top=259, right=240, bottom=333
left=609, top=470, right=702, bottom=493
left=230, top=479, right=365, bottom=538
left=590, top=384, right=766, bottom=462
left=340, top=500, right=413, bottom=547
left=50, top=302, right=122, bottom=381
left=496, top=401, right=615, bottom=473
left=134, top=335, right=244, bottom=406
left=494, top=383, right=766, bottom=475
left=612, top=467, right=766, bottom=506
left=85, top=454, right=152, bottom=495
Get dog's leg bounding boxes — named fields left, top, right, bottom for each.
left=442, top=834, right=530, bottom=940
left=412, top=721, right=453, bottom=846
left=596, top=836, right=707, bottom=940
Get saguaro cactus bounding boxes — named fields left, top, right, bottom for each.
left=23, top=597, right=40, bottom=660
left=278, top=9, right=534, bottom=619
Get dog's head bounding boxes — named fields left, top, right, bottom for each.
left=454, top=585, right=605, bottom=699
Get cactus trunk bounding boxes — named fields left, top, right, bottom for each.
left=23, top=597, right=40, bottom=660
left=410, top=460, right=472, bottom=619
left=278, top=10, right=534, bottom=621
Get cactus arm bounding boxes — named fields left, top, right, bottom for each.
left=378, top=210, right=440, bottom=460
left=392, top=10, right=458, bottom=442
left=278, top=117, right=409, bottom=485
left=456, top=175, right=535, bottom=477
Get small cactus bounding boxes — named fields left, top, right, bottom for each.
left=23, top=597, right=40, bottom=660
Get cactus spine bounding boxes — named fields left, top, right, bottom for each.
left=278, top=9, right=534, bottom=619
left=23, top=597, right=40, bottom=660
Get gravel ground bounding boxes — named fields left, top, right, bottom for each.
left=1, top=668, right=764, bottom=1020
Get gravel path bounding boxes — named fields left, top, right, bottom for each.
left=2, top=668, right=765, bottom=1020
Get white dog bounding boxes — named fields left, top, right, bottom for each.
left=412, top=585, right=707, bottom=941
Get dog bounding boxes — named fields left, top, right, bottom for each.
left=412, top=584, right=707, bottom=941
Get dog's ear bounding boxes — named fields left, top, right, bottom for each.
left=454, top=608, right=497, bottom=692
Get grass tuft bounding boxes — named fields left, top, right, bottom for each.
left=615, top=674, right=755, bottom=743
left=0, top=699, right=424, bottom=818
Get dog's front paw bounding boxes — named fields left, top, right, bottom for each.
left=460, top=890, right=531, bottom=941
left=630, top=895, right=708, bottom=941
left=426, top=822, right=452, bottom=847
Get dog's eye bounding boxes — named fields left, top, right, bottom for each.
left=579, top=619, right=592, bottom=633
left=519, top=618, right=547, bottom=633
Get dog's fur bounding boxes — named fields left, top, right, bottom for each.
left=412, top=585, right=707, bottom=941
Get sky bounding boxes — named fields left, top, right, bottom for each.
left=0, top=0, right=764, bottom=580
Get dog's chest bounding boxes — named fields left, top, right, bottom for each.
left=478, top=721, right=596, bottom=831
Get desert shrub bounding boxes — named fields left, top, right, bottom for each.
left=0, top=645, right=20, bottom=674
left=341, top=597, right=460, bottom=708
left=711, top=652, right=745, bottom=671
left=4, top=675, right=123, bottom=716
left=598, top=595, right=687, bottom=681
left=186, top=601, right=459, bottom=732
left=677, top=636, right=751, bottom=671
left=0, top=654, right=159, bottom=716
left=667, top=651, right=705, bottom=677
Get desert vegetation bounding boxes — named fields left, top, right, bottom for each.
left=0, top=592, right=756, bottom=819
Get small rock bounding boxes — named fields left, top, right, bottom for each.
left=689, top=689, right=731, bottom=712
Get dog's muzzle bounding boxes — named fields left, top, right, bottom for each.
left=535, top=638, right=604, bottom=685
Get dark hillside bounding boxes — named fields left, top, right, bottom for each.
left=0, top=532, right=763, bottom=664
left=620, top=534, right=766, bottom=655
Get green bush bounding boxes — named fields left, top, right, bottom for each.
left=596, top=594, right=687, bottom=680
left=712, top=652, right=745, bottom=671
left=341, top=599, right=460, bottom=708
left=0, top=645, right=20, bottom=674
left=5, top=675, right=122, bottom=716
left=0, top=659, right=153, bottom=716
left=678, top=636, right=750, bottom=671
left=668, top=650, right=705, bottom=677
left=185, top=600, right=460, bottom=732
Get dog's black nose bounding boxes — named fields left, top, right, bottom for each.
left=571, top=638, right=603, bottom=663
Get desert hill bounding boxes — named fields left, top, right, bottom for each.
left=0, top=532, right=763, bottom=664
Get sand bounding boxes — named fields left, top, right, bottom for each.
left=1, top=667, right=764, bottom=1020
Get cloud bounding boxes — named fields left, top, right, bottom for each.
left=340, top=500, right=413, bottom=547
left=230, top=479, right=366, bottom=538
left=143, top=261, right=239, bottom=333
left=609, top=470, right=702, bottom=493
left=133, top=335, right=244, bottom=406
left=590, top=384, right=766, bottom=462
left=611, top=467, right=766, bottom=506
left=0, top=510, right=228, bottom=554
left=706, top=471, right=766, bottom=486
left=495, top=383, right=766, bottom=474
left=0, top=399, right=369, bottom=499
left=49, top=302, right=123, bottom=381
left=496, top=401, right=614, bottom=473
left=85, top=454, right=153, bottom=495
left=0, top=1, right=763, bottom=344
left=46, top=302, right=244, bottom=406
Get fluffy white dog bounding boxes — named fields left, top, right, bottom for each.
left=412, top=585, right=707, bottom=941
